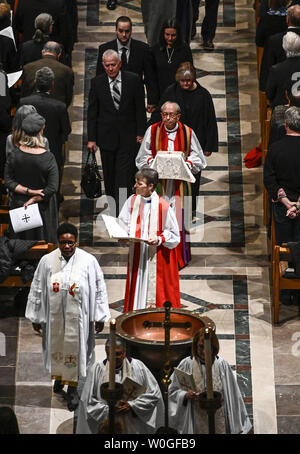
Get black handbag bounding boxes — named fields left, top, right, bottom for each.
left=80, top=150, right=103, bottom=198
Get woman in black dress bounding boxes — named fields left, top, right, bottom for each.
left=150, top=18, right=193, bottom=99
left=4, top=112, right=59, bottom=243
left=150, top=62, right=218, bottom=217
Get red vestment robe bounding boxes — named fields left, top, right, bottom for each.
left=123, top=194, right=180, bottom=312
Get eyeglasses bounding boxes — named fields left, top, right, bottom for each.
left=59, top=240, right=76, bottom=246
left=161, top=112, right=178, bottom=118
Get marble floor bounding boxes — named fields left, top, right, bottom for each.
left=1, top=0, right=300, bottom=435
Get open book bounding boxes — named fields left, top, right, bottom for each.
left=174, top=368, right=197, bottom=392
left=150, top=151, right=196, bottom=183
left=101, top=214, right=148, bottom=242
left=121, top=377, right=146, bottom=401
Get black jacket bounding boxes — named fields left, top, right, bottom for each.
left=0, top=237, right=37, bottom=283
left=266, top=56, right=300, bottom=107
left=14, top=0, right=73, bottom=55
left=96, top=38, right=159, bottom=105
left=19, top=92, right=71, bottom=166
left=264, top=135, right=300, bottom=200
left=150, top=81, right=218, bottom=154
left=259, top=27, right=300, bottom=91
left=87, top=71, right=147, bottom=151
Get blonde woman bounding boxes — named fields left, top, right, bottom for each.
left=4, top=112, right=58, bottom=242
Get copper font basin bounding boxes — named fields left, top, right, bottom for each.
left=116, top=308, right=215, bottom=378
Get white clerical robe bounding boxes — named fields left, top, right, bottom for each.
left=25, top=247, right=110, bottom=379
left=168, top=356, right=252, bottom=434
left=118, top=193, right=180, bottom=310
left=136, top=123, right=207, bottom=207
left=76, top=358, right=165, bottom=434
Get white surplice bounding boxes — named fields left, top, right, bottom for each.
left=76, top=358, right=165, bottom=434
left=118, top=193, right=180, bottom=310
left=168, top=356, right=252, bottom=434
left=136, top=123, right=207, bottom=208
left=25, top=247, right=111, bottom=378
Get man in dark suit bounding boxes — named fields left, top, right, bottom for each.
left=260, top=4, right=300, bottom=92
left=96, top=16, right=159, bottom=113
left=19, top=66, right=71, bottom=199
left=266, top=31, right=300, bottom=108
left=88, top=49, right=147, bottom=214
left=21, top=41, right=74, bottom=107
left=191, top=0, right=219, bottom=48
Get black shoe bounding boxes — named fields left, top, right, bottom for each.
left=106, top=0, right=117, bottom=10
left=66, top=386, right=79, bottom=412
left=203, top=40, right=214, bottom=50
left=191, top=23, right=197, bottom=39
left=53, top=380, right=64, bottom=393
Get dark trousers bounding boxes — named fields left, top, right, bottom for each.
left=273, top=203, right=300, bottom=245
left=100, top=144, right=138, bottom=215
left=192, top=170, right=201, bottom=215
left=192, top=0, right=220, bottom=41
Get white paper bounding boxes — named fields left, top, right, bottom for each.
left=150, top=150, right=195, bottom=183
left=9, top=204, right=43, bottom=233
left=7, top=70, right=22, bottom=88
left=0, top=26, right=16, bottom=48
left=101, top=214, right=147, bottom=242
left=174, top=367, right=197, bottom=392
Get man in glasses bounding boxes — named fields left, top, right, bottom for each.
left=25, top=222, right=110, bottom=412
left=136, top=101, right=206, bottom=270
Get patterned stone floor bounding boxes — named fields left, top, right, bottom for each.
left=1, top=0, right=300, bottom=435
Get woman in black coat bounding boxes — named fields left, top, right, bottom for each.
left=150, top=62, right=218, bottom=217
left=4, top=112, right=58, bottom=243
left=150, top=18, right=193, bottom=99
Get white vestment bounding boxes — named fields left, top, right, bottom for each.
left=168, top=356, right=252, bottom=434
left=25, top=247, right=110, bottom=379
left=136, top=123, right=207, bottom=208
left=118, top=193, right=180, bottom=310
left=76, top=358, right=165, bottom=434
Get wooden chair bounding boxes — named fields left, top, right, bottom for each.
left=256, top=46, right=264, bottom=79
left=262, top=108, right=272, bottom=226
left=0, top=241, right=55, bottom=288
left=259, top=90, right=269, bottom=140
left=272, top=244, right=300, bottom=323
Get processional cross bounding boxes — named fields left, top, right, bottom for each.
left=143, top=301, right=191, bottom=434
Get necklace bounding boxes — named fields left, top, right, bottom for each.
left=166, top=46, right=174, bottom=64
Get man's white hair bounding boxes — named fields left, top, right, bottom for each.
left=102, top=49, right=120, bottom=62
left=283, top=31, right=300, bottom=58
left=161, top=101, right=181, bottom=114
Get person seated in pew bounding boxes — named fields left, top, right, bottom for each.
left=168, top=328, right=252, bottom=434
left=255, top=0, right=290, bottom=48
left=264, top=106, right=300, bottom=244
left=269, top=78, right=300, bottom=145
left=266, top=31, right=300, bottom=108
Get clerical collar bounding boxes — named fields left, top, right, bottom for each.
left=165, top=123, right=179, bottom=134
left=117, top=38, right=131, bottom=51
left=141, top=195, right=152, bottom=203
